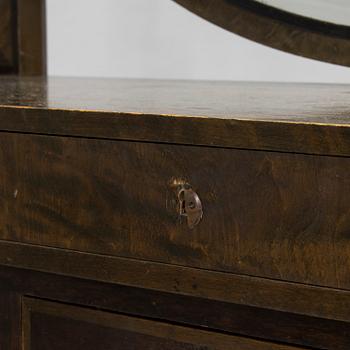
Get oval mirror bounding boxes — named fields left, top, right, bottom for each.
left=173, top=0, right=350, bottom=66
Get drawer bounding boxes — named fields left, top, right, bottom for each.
left=1, top=133, right=350, bottom=288
left=22, top=297, right=304, bottom=350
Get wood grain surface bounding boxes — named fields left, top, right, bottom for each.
left=1, top=132, right=350, bottom=289
left=0, top=0, right=15, bottom=73
left=1, top=77, right=350, bottom=122
left=16, top=0, right=46, bottom=75
left=2, top=264, right=350, bottom=349
left=0, top=1, right=46, bottom=75
left=22, top=297, right=307, bottom=350
left=1, top=77, right=350, bottom=156
left=0, top=288, right=21, bottom=350
left=3, top=242, right=350, bottom=325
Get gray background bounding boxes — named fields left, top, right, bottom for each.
left=46, top=0, right=350, bottom=83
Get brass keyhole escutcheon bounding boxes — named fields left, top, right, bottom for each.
left=178, top=184, right=203, bottom=229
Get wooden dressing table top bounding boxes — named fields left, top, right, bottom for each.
left=1, top=76, right=350, bottom=349
left=0, top=76, right=349, bottom=156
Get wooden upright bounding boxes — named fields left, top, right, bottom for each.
left=0, top=0, right=46, bottom=75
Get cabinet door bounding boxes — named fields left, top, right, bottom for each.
left=22, top=297, right=303, bottom=350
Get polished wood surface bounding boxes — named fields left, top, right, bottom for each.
left=1, top=77, right=349, bottom=122
left=1, top=133, right=350, bottom=288
left=1, top=77, right=350, bottom=156
left=22, top=297, right=305, bottom=350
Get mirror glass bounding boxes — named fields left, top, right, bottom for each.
left=258, top=0, right=350, bottom=26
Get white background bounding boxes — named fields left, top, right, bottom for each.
left=46, top=0, right=350, bottom=83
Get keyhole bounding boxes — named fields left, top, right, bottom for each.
left=188, top=201, right=195, bottom=209
left=176, top=185, right=203, bottom=228
left=180, top=198, right=187, bottom=215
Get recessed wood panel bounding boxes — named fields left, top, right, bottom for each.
left=2, top=264, right=350, bottom=349
left=22, top=297, right=304, bottom=350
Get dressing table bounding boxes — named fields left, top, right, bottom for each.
left=1, top=1, right=350, bottom=349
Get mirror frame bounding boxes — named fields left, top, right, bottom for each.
left=174, top=0, right=350, bottom=66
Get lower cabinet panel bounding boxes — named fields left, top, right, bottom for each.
left=22, top=297, right=302, bottom=350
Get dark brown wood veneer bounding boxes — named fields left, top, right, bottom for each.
left=0, top=0, right=46, bottom=75
left=1, top=77, right=350, bottom=349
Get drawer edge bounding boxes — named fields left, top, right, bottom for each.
left=0, top=239, right=349, bottom=323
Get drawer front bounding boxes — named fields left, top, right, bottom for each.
left=1, top=133, right=350, bottom=288
left=23, top=297, right=303, bottom=350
